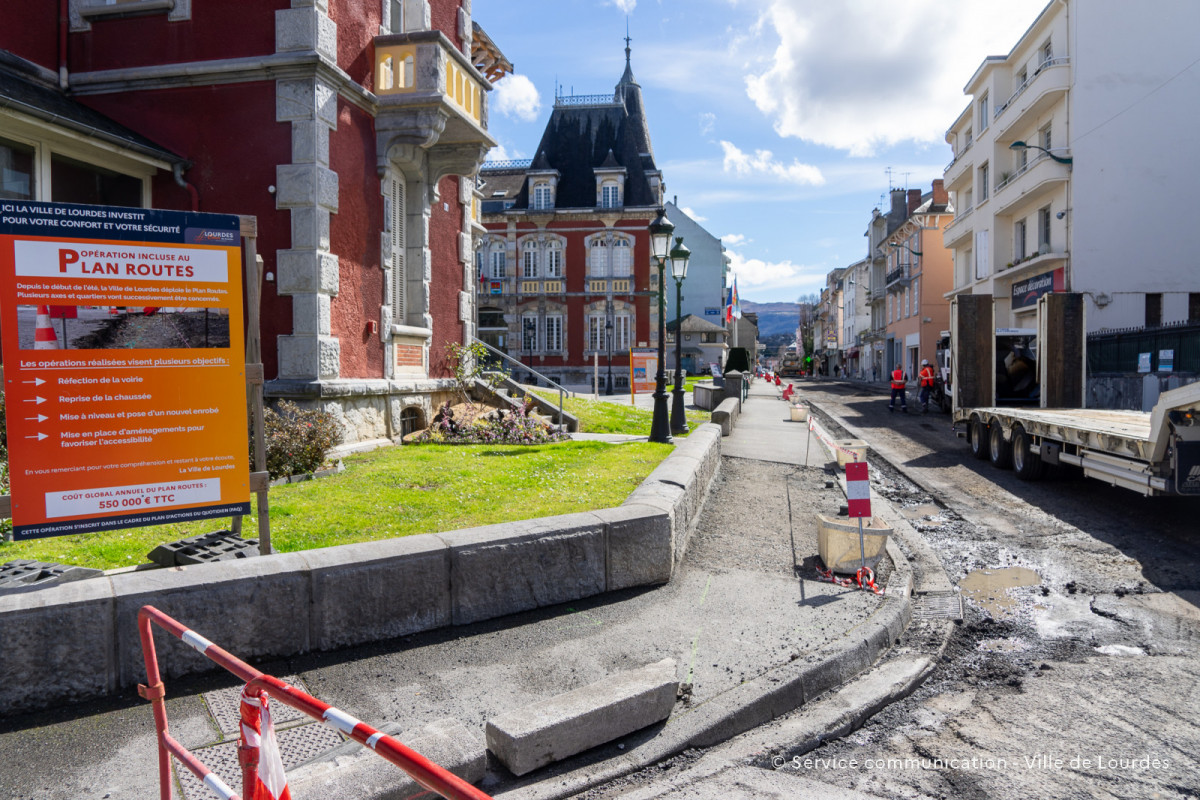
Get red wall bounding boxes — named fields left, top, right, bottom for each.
left=68, top=1, right=287, bottom=72
left=330, top=0, right=381, bottom=89
left=80, top=82, right=294, bottom=379
left=329, top=98, right=383, bottom=380
left=430, top=0, right=464, bottom=49
left=0, top=0, right=59, bottom=68
left=429, top=175, right=463, bottom=379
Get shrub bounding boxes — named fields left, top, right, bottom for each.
left=252, top=400, right=344, bottom=479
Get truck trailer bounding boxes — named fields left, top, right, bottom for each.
left=950, top=293, right=1200, bottom=496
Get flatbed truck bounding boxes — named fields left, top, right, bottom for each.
left=951, top=293, right=1200, bottom=496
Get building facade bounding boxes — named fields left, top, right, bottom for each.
left=883, top=182, right=954, bottom=378
left=478, top=44, right=666, bottom=390
left=941, top=0, right=1200, bottom=333
left=1, top=0, right=509, bottom=446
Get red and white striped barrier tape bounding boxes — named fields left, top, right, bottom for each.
left=814, top=562, right=883, bottom=594
left=807, top=417, right=864, bottom=462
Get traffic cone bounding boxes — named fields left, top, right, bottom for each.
left=34, top=305, right=59, bottom=349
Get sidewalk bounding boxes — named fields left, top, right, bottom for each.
left=0, top=383, right=918, bottom=800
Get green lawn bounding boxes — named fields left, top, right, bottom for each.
left=531, top=390, right=709, bottom=435
left=0, top=440, right=671, bottom=570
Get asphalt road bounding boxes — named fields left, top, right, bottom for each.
left=587, top=379, right=1200, bottom=799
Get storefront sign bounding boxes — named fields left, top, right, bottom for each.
left=1011, top=267, right=1065, bottom=310
left=1, top=200, right=250, bottom=539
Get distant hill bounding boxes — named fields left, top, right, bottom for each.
left=740, top=300, right=798, bottom=338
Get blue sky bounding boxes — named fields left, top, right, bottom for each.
left=476, top=0, right=1049, bottom=305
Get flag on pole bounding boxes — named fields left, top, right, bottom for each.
left=726, top=276, right=741, bottom=322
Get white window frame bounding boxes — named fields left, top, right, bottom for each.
left=611, top=237, right=632, bottom=277
left=545, top=314, right=563, bottom=352
left=913, top=278, right=919, bottom=316
left=615, top=314, right=631, bottom=351
left=601, top=182, right=621, bottom=208
left=0, top=125, right=153, bottom=206
left=1038, top=206, right=1052, bottom=253
left=975, top=229, right=990, bottom=280
left=522, top=247, right=538, bottom=278
left=532, top=182, right=553, bottom=210
left=979, top=92, right=989, bottom=130
left=979, top=162, right=989, bottom=201
left=589, top=238, right=608, bottom=276
left=522, top=314, right=539, bottom=352
left=1015, top=218, right=1027, bottom=261
left=490, top=248, right=506, bottom=279
left=389, top=174, right=406, bottom=321
left=545, top=242, right=563, bottom=278
left=588, top=315, right=606, bottom=351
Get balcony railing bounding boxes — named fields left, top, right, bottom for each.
left=995, top=57, right=1070, bottom=119
left=482, top=159, right=533, bottom=170
left=554, top=93, right=621, bottom=107
left=944, top=135, right=974, bottom=173
left=885, top=266, right=911, bottom=287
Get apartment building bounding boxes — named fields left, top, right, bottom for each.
left=941, top=0, right=1200, bottom=332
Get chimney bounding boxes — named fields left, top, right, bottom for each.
left=931, top=179, right=948, bottom=207
left=907, top=189, right=922, bottom=216
left=889, top=188, right=907, bottom=218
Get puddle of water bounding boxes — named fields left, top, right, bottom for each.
left=960, top=567, right=1041, bottom=617
left=901, top=503, right=941, bottom=520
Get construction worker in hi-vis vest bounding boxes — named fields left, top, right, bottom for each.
left=918, top=359, right=936, bottom=413
left=889, top=366, right=908, bottom=413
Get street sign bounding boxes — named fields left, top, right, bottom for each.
left=845, top=461, right=871, bottom=518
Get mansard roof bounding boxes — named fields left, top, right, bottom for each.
left=481, top=44, right=659, bottom=211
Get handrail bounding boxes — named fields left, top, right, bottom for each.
left=137, top=605, right=492, bottom=800
left=469, top=336, right=569, bottom=433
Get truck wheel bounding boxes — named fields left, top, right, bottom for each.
left=1012, top=427, right=1045, bottom=480
left=969, top=419, right=989, bottom=460
left=989, top=422, right=1013, bottom=469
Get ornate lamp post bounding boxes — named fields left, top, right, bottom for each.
left=668, top=236, right=691, bottom=435
left=647, top=209, right=674, bottom=444
left=605, top=315, right=614, bottom=396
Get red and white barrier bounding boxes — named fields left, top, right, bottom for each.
left=845, top=462, right=871, bottom=518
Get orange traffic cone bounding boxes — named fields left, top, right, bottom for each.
left=34, top=306, right=59, bottom=349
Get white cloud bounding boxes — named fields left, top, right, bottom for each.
left=720, top=141, right=825, bottom=185
left=726, top=247, right=825, bottom=297
left=486, top=143, right=513, bottom=162
left=680, top=206, right=707, bottom=222
left=493, top=74, right=542, bottom=122
left=722, top=233, right=748, bottom=246
left=742, top=0, right=1050, bottom=156
left=698, top=112, right=716, bottom=136
left=611, top=0, right=636, bottom=12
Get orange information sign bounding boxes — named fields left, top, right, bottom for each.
left=630, top=348, right=657, bottom=395
left=0, top=201, right=250, bottom=539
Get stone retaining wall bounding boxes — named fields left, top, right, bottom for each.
left=0, top=424, right=723, bottom=715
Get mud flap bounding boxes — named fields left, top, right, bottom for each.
left=1174, top=439, right=1200, bottom=495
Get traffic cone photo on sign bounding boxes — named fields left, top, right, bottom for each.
left=34, top=305, right=59, bottom=349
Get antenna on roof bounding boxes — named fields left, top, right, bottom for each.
left=901, top=171, right=912, bottom=190
left=884, top=166, right=894, bottom=190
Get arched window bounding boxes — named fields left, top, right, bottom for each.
left=589, top=238, right=608, bottom=276
left=612, top=237, right=632, bottom=277
left=545, top=240, right=563, bottom=278
left=522, top=244, right=538, bottom=278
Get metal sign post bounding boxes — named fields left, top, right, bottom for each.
left=845, top=460, right=872, bottom=581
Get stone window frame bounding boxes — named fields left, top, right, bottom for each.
left=71, top=0, right=190, bottom=32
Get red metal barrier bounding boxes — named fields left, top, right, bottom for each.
left=138, top=605, right=494, bottom=800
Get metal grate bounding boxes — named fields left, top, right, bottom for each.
left=913, top=592, right=964, bottom=621
left=177, top=722, right=344, bottom=799
left=202, top=676, right=309, bottom=737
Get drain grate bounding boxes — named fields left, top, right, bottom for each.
left=913, top=592, right=963, bottom=621
left=202, top=675, right=309, bottom=737
left=177, top=721, right=343, bottom=799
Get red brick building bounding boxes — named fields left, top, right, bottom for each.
left=478, top=43, right=666, bottom=390
left=0, top=0, right=509, bottom=445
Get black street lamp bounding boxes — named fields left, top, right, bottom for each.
left=523, top=317, right=537, bottom=385
left=605, top=316, right=614, bottom=396
left=668, top=236, right=691, bottom=435
left=647, top=209, right=674, bottom=443
left=1009, top=139, right=1073, bottom=165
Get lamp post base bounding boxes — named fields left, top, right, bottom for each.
left=670, top=381, right=688, bottom=434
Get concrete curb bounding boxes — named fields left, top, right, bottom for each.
left=0, top=424, right=724, bottom=716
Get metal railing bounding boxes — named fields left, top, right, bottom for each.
left=554, top=92, right=620, bottom=107
left=995, top=57, right=1070, bottom=119
left=481, top=159, right=533, bottom=170
left=469, top=336, right=569, bottom=433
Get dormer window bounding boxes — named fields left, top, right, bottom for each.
left=601, top=181, right=621, bottom=208
left=532, top=182, right=554, bottom=210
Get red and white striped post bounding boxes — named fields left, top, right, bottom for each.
left=34, top=305, right=59, bottom=349
left=845, top=461, right=872, bottom=579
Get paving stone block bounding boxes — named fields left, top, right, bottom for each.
left=486, top=658, right=678, bottom=776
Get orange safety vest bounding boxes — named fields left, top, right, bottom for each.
left=891, top=369, right=906, bottom=390
left=919, top=366, right=935, bottom=387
